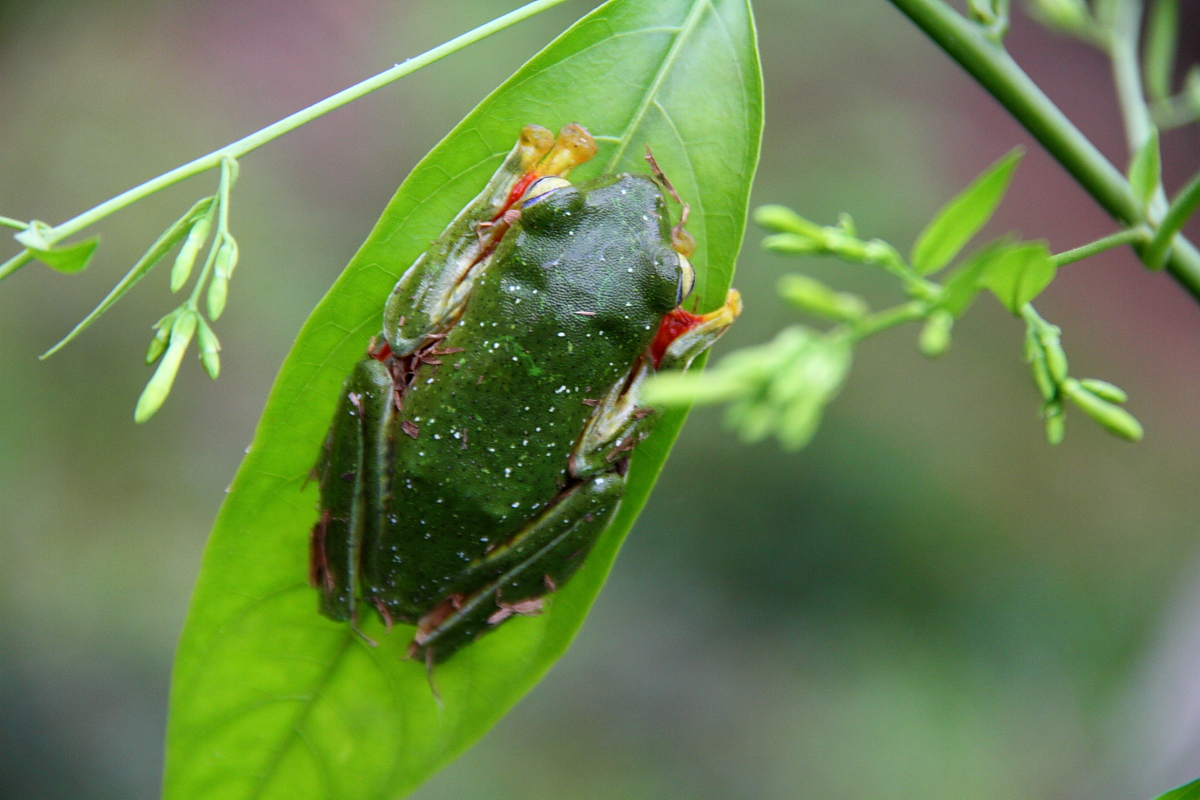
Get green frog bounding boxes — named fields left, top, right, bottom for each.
left=309, top=123, right=741, bottom=664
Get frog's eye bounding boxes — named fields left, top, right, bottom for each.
left=520, top=176, right=572, bottom=207
left=675, top=253, right=696, bottom=306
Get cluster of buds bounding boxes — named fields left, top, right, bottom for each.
left=1024, top=312, right=1142, bottom=443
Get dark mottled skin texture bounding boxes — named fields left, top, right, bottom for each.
left=370, top=173, right=681, bottom=613
left=313, top=172, right=686, bottom=660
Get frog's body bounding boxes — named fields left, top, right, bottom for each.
left=310, top=125, right=740, bottom=664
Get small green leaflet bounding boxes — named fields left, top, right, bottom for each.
left=910, top=148, right=1022, bottom=275
left=981, top=240, right=1056, bottom=314
left=937, top=236, right=1013, bottom=317
left=1128, top=129, right=1161, bottom=212
left=28, top=238, right=99, bottom=274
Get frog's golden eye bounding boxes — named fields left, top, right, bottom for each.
left=520, top=176, right=572, bottom=207
left=676, top=253, right=695, bottom=305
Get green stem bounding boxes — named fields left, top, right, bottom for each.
left=885, top=0, right=1200, bottom=300
left=0, top=0, right=572, bottom=276
left=0, top=250, right=35, bottom=281
left=0, top=216, right=28, bottom=231
left=1052, top=226, right=1150, bottom=267
left=1109, top=0, right=1152, bottom=156
left=1108, top=0, right=1169, bottom=218
left=849, top=300, right=929, bottom=341
left=1145, top=170, right=1200, bottom=269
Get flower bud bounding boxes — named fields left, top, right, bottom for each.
left=763, top=232, right=822, bottom=255
left=1036, top=325, right=1068, bottom=384
left=213, top=235, right=239, bottom=279
left=1044, top=399, right=1065, bottom=445
left=196, top=317, right=221, bottom=380
left=207, top=273, right=229, bottom=320
left=1063, top=379, right=1143, bottom=441
left=919, top=310, right=954, bottom=358
left=1029, top=0, right=1092, bottom=32
left=753, top=205, right=824, bottom=238
left=777, top=274, right=867, bottom=322
left=145, top=310, right=179, bottom=365
left=170, top=215, right=212, bottom=293
left=135, top=311, right=197, bottom=423
left=1078, top=378, right=1127, bottom=404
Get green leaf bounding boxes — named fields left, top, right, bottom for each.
left=1154, top=777, right=1200, bottom=800
left=29, top=237, right=98, bottom=274
left=981, top=240, right=1056, bottom=314
left=1128, top=128, right=1161, bottom=211
left=938, top=236, right=1013, bottom=317
left=910, top=147, right=1023, bottom=275
left=164, top=2, right=762, bottom=799
left=41, top=196, right=215, bottom=359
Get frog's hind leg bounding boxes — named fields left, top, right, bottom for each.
left=309, top=358, right=395, bottom=627
left=410, top=473, right=623, bottom=664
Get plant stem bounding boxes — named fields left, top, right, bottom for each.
left=1145, top=170, right=1200, bottom=269
left=0, top=251, right=34, bottom=281
left=0, top=0, right=573, bottom=277
left=0, top=216, right=28, bottom=231
left=1108, top=0, right=1169, bottom=217
left=1052, top=226, right=1150, bottom=267
left=885, top=0, right=1200, bottom=300
left=849, top=300, right=929, bottom=341
left=1109, top=0, right=1152, bottom=156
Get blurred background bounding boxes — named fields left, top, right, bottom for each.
left=2, top=1, right=1199, bottom=798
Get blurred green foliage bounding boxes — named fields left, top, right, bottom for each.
left=2, top=1, right=1200, bottom=799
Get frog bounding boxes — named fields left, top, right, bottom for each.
left=308, top=123, right=742, bottom=666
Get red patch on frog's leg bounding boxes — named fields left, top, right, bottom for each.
left=369, top=339, right=392, bottom=362
left=650, top=307, right=706, bottom=368
left=495, top=171, right=542, bottom=221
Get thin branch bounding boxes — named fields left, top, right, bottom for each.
left=0, top=0, right=574, bottom=278
left=885, top=0, right=1200, bottom=300
left=1052, top=226, right=1150, bottom=267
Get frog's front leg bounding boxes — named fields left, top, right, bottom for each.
left=569, top=289, right=744, bottom=478
left=309, top=357, right=395, bottom=622
left=382, top=124, right=597, bottom=355
left=409, top=473, right=624, bottom=664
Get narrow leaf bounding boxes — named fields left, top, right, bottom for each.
left=164, top=3, right=763, bottom=800
left=41, top=197, right=214, bottom=359
left=29, top=238, right=98, bottom=274
left=982, top=240, right=1056, bottom=314
left=1128, top=128, right=1161, bottom=211
left=911, top=148, right=1023, bottom=275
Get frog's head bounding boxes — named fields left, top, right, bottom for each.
left=515, top=172, right=693, bottom=318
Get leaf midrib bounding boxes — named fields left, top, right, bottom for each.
left=603, top=0, right=711, bottom=171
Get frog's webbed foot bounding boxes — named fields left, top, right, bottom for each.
left=407, top=473, right=622, bottom=665
left=308, top=357, right=395, bottom=622
left=383, top=124, right=597, bottom=356
left=652, top=289, right=743, bottom=372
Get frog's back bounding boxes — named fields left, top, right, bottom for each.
left=372, top=174, right=682, bottom=614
